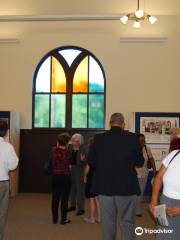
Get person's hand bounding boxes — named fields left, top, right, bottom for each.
left=83, top=175, right=87, bottom=183
left=80, top=154, right=85, bottom=161
left=149, top=201, right=157, bottom=217
left=166, top=206, right=180, bottom=217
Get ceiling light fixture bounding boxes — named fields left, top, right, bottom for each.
left=120, top=0, right=157, bottom=28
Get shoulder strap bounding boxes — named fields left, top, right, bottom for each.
left=168, top=150, right=180, bottom=166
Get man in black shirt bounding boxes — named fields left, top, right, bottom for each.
left=87, top=113, right=144, bottom=240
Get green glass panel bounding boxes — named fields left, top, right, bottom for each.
left=72, top=94, right=87, bottom=128
left=89, top=94, right=104, bottom=128
left=34, top=94, right=49, bottom=127
left=51, top=95, right=66, bottom=128
left=89, top=56, right=104, bottom=92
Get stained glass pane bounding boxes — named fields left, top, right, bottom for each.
left=73, top=57, right=88, bottom=93
left=89, top=56, right=104, bottom=92
left=34, top=94, right=49, bottom=127
left=52, top=57, right=66, bottom=93
left=36, top=57, right=50, bottom=92
left=72, top=94, right=87, bottom=128
left=89, top=94, right=104, bottom=128
left=51, top=94, right=66, bottom=128
left=59, top=49, right=81, bottom=67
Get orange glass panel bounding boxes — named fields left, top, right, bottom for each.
left=51, top=57, right=66, bottom=92
left=73, top=57, right=88, bottom=92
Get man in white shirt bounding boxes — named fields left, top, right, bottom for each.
left=0, top=120, right=18, bottom=240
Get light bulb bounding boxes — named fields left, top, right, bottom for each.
left=120, top=15, right=129, bottom=24
left=135, top=9, right=144, bottom=18
left=133, top=21, right=141, bottom=28
left=148, top=16, right=157, bottom=24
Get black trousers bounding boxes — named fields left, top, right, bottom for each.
left=51, top=174, right=71, bottom=222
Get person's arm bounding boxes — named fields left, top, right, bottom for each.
left=7, top=145, right=19, bottom=171
left=83, top=164, right=90, bottom=183
left=134, top=136, right=145, bottom=168
left=66, top=149, right=72, bottom=169
left=150, top=158, right=157, bottom=177
left=87, top=136, right=98, bottom=168
left=149, top=165, right=167, bottom=216
left=79, top=145, right=87, bottom=162
left=166, top=206, right=180, bottom=217
left=80, top=153, right=86, bottom=162
left=149, top=156, right=157, bottom=176
left=146, top=147, right=156, bottom=176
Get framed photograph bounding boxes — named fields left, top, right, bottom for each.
left=135, top=112, right=180, bottom=144
left=0, top=117, right=10, bottom=141
left=0, top=111, right=10, bottom=142
left=0, top=117, right=9, bottom=124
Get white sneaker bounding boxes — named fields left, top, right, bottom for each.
left=84, top=218, right=95, bottom=224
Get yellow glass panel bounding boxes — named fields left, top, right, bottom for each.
left=73, top=57, right=88, bottom=92
left=51, top=57, right=66, bottom=92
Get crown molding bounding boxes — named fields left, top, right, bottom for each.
left=0, top=14, right=122, bottom=22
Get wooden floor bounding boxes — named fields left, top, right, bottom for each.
left=5, top=194, right=156, bottom=240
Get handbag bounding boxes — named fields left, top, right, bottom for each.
left=43, top=158, right=52, bottom=175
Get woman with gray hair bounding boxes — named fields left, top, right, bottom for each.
left=68, top=133, right=86, bottom=215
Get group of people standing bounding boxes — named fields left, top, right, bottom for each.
left=50, top=113, right=155, bottom=239
left=1, top=112, right=180, bottom=240
left=50, top=113, right=180, bottom=240
left=50, top=132, right=101, bottom=225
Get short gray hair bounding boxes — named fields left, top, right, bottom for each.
left=110, top=112, right=125, bottom=124
left=71, top=133, right=84, bottom=145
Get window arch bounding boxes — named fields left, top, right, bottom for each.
left=32, top=46, right=106, bottom=129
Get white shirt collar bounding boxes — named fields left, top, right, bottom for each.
left=0, top=137, right=5, bottom=141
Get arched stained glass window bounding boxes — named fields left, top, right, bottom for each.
left=33, top=46, right=106, bottom=129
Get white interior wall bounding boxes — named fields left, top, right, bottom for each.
left=0, top=1, right=180, bottom=129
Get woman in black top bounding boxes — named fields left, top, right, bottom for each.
left=84, top=138, right=101, bottom=223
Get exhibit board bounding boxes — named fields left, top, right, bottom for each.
left=129, top=112, right=180, bottom=198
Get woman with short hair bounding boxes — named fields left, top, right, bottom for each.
left=51, top=133, right=71, bottom=225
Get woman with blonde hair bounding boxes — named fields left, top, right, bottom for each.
left=84, top=137, right=101, bottom=223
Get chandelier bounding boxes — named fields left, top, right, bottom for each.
left=120, top=0, right=157, bottom=28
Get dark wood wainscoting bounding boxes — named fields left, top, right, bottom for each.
left=19, top=129, right=104, bottom=193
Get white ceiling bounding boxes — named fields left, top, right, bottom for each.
left=0, top=0, right=180, bottom=16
